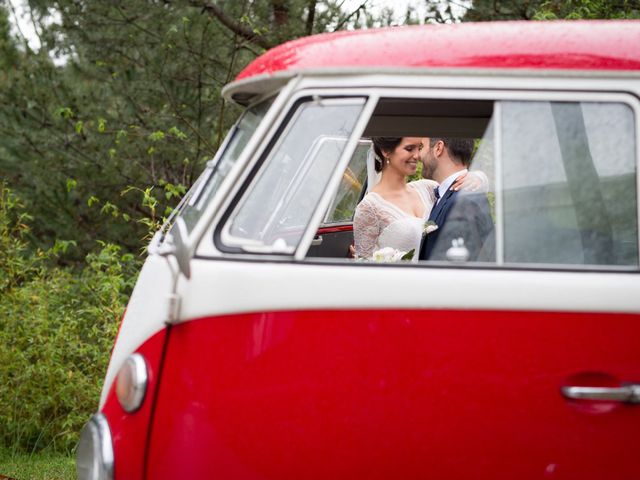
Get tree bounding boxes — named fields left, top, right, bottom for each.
left=532, top=0, right=640, bottom=19
left=461, top=0, right=640, bottom=21
left=463, top=0, right=546, bottom=21
left=0, top=1, right=382, bottom=260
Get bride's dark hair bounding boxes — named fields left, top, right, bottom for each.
left=371, top=137, right=402, bottom=173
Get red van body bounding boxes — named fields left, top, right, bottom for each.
left=77, top=21, right=640, bottom=480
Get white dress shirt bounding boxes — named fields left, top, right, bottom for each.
left=436, top=169, right=468, bottom=204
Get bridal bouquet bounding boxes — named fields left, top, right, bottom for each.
left=367, top=247, right=415, bottom=262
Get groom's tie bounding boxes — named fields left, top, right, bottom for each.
left=434, top=188, right=441, bottom=204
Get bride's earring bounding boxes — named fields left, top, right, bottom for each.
left=385, top=157, right=390, bottom=165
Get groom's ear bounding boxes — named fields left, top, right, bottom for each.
left=434, top=140, right=445, bottom=158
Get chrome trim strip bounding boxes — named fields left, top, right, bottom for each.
left=494, top=102, right=504, bottom=265
left=561, top=385, right=640, bottom=403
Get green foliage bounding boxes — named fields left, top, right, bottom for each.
left=533, top=0, right=640, bottom=19
left=462, top=0, right=640, bottom=21
left=463, top=0, right=546, bottom=21
left=0, top=0, right=380, bottom=261
left=0, top=0, right=397, bottom=457
left=0, top=186, right=139, bottom=453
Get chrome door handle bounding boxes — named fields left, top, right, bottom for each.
left=561, top=384, right=640, bottom=403
left=311, top=235, right=323, bottom=246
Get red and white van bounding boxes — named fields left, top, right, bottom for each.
left=77, top=20, right=640, bottom=480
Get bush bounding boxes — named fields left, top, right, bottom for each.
left=0, top=185, right=140, bottom=453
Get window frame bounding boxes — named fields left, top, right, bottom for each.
left=320, top=138, right=371, bottom=226
left=213, top=92, right=377, bottom=256
left=200, top=83, right=640, bottom=273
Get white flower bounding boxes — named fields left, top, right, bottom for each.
left=367, top=247, right=414, bottom=262
left=423, top=220, right=439, bottom=235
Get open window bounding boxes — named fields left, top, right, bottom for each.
left=216, top=90, right=638, bottom=270
left=307, top=94, right=639, bottom=269
left=218, top=96, right=367, bottom=254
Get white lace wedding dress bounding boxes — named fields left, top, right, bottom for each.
left=353, top=179, right=438, bottom=260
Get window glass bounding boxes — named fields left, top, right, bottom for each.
left=324, top=140, right=369, bottom=224
left=501, top=101, right=638, bottom=266
left=343, top=96, right=637, bottom=269
left=225, top=98, right=365, bottom=252
left=179, top=98, right=273, bottom=232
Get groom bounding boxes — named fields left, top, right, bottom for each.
left=418, top=137, right=494, bottom=261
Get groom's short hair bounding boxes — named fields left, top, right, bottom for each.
left=429, top=137, right=474, bottom=167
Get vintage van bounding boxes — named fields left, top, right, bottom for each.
left=77, top=20, right=640, bottom=479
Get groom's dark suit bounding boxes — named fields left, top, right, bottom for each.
left=419, top=185, right=494, bottom=261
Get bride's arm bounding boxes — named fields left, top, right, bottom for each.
left=452, top=170, right=490, bottom=193
left=353, top=199, right=380, bottom=259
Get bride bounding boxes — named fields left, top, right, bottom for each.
left=353, top=137, right=486, bottom=260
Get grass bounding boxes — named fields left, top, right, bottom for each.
left=0, top=450, right=75, bottom=480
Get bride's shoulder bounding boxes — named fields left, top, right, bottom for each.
left=408, top=178, right=438, bottom=193
left=356, top=192, right=379, bottom=211
left=354, top=193, right=381, bottom=225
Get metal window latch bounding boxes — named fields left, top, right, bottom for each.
left=561, top=384, right=640, bottom=403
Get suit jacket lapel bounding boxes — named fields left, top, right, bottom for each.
left=429, top=188, right=456, bottom=224
left=422, top=188, right=457, bottom=259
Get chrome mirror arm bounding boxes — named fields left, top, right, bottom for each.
left=147, top=218, right=192, bottom=280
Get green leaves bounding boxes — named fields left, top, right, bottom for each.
left=401, top=249, right=415, bottom=261
left=0, top=187, right=140, bottom=453
left=148, top=130, right=165, bottom=142
left=54, top=106, right=73, bottom=119
left=168, top=126, right=187, bottom=140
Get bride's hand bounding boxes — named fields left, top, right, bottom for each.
left=452, top=172, right=481, bottom=192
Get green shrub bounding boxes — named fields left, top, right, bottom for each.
left=0, top=185, right=140, bottom=453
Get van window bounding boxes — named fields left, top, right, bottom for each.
left=223, top=97, right=366, bottom=252
left=179, top=98, right=273, bottom=232
left=323, top=140, right=369, bottom=224
left=306, top=96, right=638, bottom=269
left=499, top=101, right=637, bottom=266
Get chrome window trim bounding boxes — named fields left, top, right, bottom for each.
left=493, top=101, right=504, bottom=266
left=218, top=97, right=367, bottom=253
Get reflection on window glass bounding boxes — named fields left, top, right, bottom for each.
left=179, top=98, right=273, bottom=232
left=324, top=141, right=369, bottom=224
left=501, top=101, right=637, bottom=266
left=226, top=98, right=365, bottom=251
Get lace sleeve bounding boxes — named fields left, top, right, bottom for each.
left=353, top=198, right=380, bottom=259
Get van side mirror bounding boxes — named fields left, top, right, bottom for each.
left=148, top=217, right=192, bottom=279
